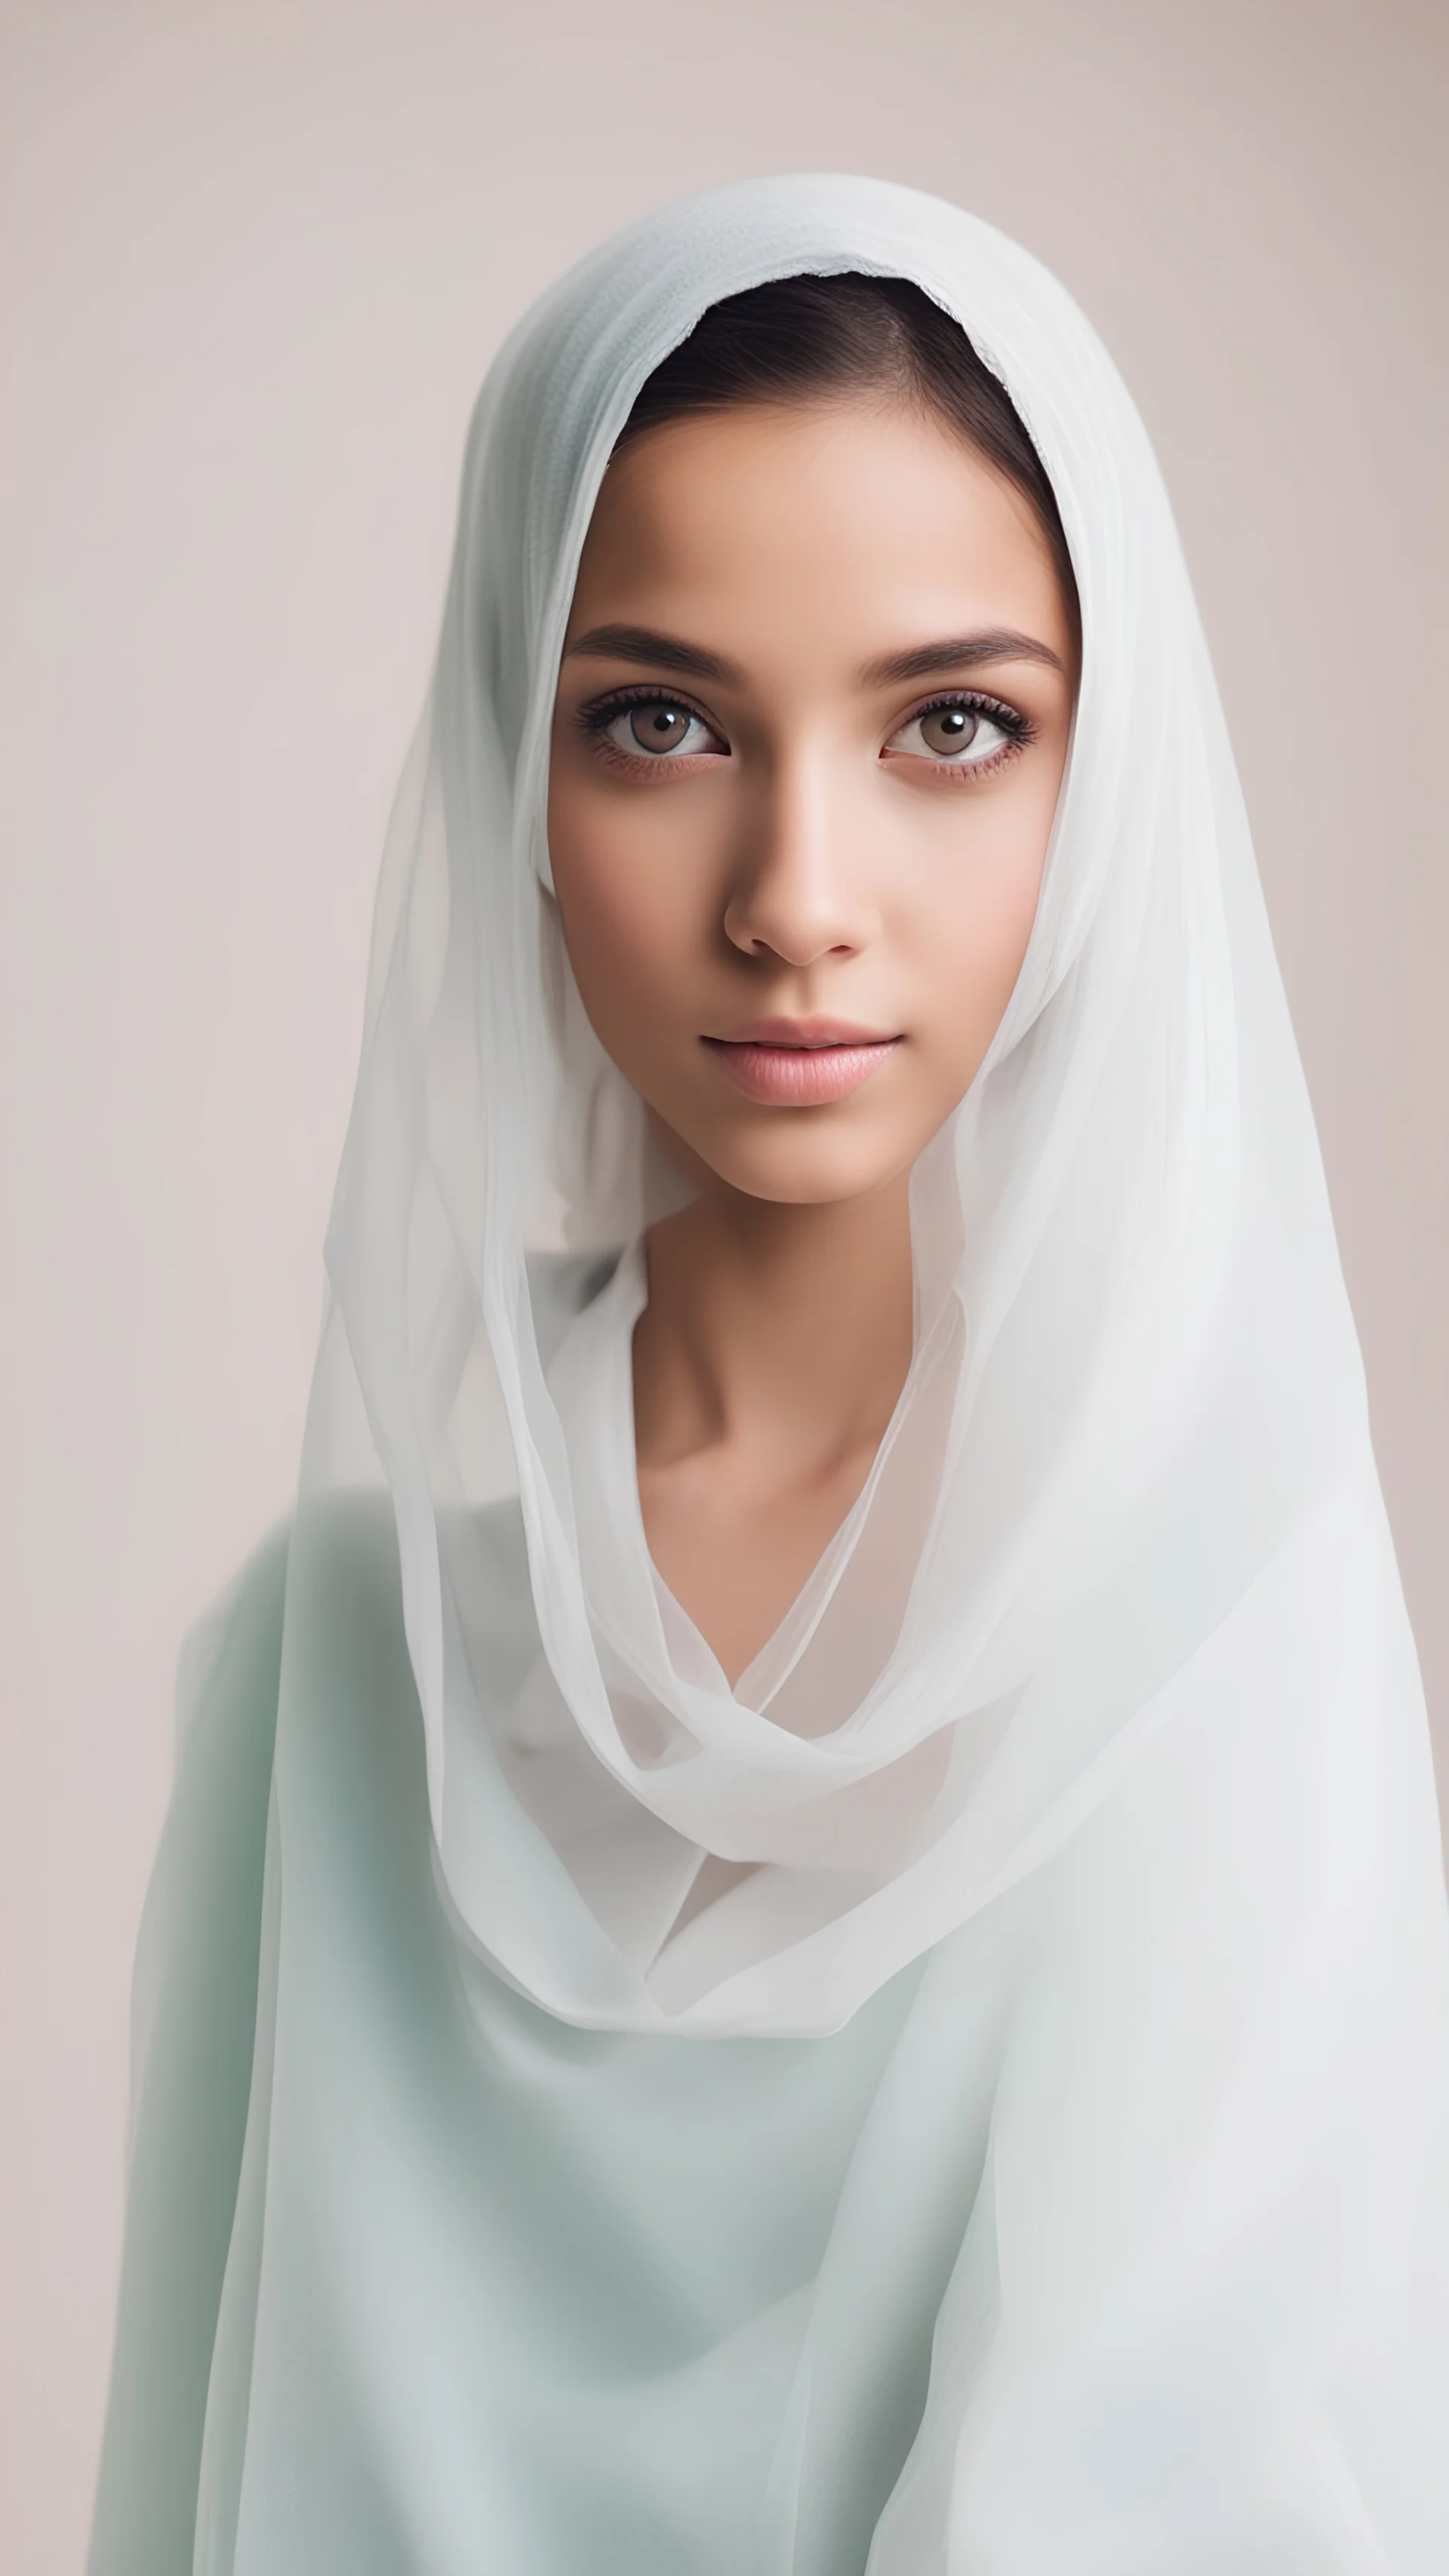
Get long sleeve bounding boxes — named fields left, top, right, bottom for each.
left=88, top=1522, right=290, bottom=2576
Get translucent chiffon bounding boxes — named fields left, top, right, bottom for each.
left=90, top=176, right=1449, bottom=2572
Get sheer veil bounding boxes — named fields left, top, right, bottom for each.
left=315, top=172, right=1441, bottom=2027
left=118, top=175, right=1449, bottom=2568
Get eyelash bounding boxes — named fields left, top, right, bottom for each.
left=898, top=691, right=1035, bottom=779
left=574, top=683, right=1036, bottom=779
left=574, top=684, right=725, bottom=771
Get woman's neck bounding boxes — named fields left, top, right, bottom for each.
left=631, top=1174, right=914, bottom=1682
left=635, top=1177, right=913, bottom=1471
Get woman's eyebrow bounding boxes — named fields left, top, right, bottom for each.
left=563, top=623, right=740, bottom=684
left=860, top=629, right=1066, bottom=685
left=562, top=622, right=1065, bottom=688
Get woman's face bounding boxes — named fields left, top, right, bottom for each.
left=547, top=395, right=1077, bottom=1208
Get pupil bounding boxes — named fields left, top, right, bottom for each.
left=940, top=709, right=966, bottom=734
left=651, top=707, right=678, bottom=734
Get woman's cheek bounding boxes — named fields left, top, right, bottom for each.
left=909, top=878, right=1038, bottom=1094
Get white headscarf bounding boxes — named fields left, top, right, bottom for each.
left=94, top=175, right=1449, bottom=2576
left=319, top=169, right=1445, bottom=2024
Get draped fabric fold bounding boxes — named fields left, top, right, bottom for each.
left=91, top=175, right=1449, bottom=2572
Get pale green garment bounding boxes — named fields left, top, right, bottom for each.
left=85, top=168, right=1449, bottom=2565
left=89, top=1497, right=1022, bottom=2575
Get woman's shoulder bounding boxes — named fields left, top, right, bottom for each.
left=169, top=1513, right=295, bottom=1773
left=183, top=1239, right=615, bottom=1702
left=183, top=1485, right=534, bottom=1717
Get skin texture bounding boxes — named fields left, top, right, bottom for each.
left=548, top=395, right=1077, bottom=1685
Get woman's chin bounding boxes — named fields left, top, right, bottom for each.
left=682, top=1121, right=921, bottom=1211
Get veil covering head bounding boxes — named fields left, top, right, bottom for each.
left=316, top=171, right=1435, bottom=2033
left=90, top=176, right=1449, bottom=2576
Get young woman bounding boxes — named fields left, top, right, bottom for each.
left=89, top=174, right=1449, bottom=2574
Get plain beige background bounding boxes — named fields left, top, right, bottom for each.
left=3, top=1, right=1445, bottom=2565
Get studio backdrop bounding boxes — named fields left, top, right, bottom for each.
left=4, top=7, right=1445, bottom=2574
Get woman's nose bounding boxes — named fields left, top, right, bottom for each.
left=721, top=749, right=880, bottom=966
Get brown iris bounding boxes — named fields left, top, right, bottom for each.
left=917, top=704, right=979, bottom=756
left=629, top=702, right=694, bottom=752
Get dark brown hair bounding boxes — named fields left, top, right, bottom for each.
left=614, top=271, right=1076, bottom=617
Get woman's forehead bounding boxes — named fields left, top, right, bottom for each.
left=562, top=400, right=1074, bottom=682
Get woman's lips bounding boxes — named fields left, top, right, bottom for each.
left=701, top=1020, right=902, bottom=1106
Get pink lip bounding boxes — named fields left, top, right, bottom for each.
left=702, top=1018, right=902, bottom=1106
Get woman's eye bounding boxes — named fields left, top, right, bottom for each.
left=886, top=702, right=1012, bottom=766
left=604, top=699, right=719, bottom=759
